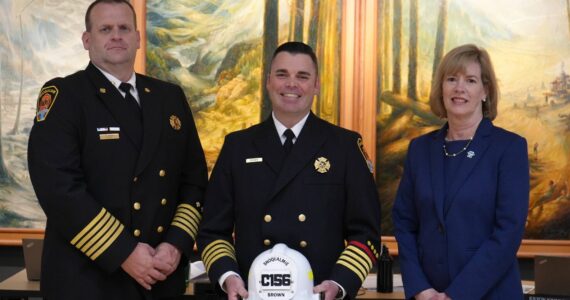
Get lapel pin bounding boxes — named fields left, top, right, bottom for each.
left=314, top=157, right=331, bottom=173
left=169, top=115, right=182, bottom=130
left=144, top=88, right=150, bottom=93
left=467, top=150, right=475, bottom=158
left=99, top=88, right=106, bottom=93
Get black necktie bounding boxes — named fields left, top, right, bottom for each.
left=119, top=82, right=141, bottom=120
left=283, top=129, right=295, bottom=155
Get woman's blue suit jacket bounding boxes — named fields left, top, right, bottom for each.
left=393, top=118, right=529, bottom=299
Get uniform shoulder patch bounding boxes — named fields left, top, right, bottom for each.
left=36, top=85, right=59, bottom=122
left=357, top=137, right=374, bottom=173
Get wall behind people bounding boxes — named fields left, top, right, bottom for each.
left=0, top=0, right=569, bottom=255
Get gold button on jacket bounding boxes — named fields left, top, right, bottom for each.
left=27, top=63, right=208, bottom=299
left=195, top=114, right=381, bottom=299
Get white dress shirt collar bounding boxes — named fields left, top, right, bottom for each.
left=93, top=64, right=139, bottom=103
left=272, top=112, right=310, bottom=145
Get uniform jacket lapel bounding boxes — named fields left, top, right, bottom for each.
left=253, top=118, right=285, bottom=174
left=444, top=118, right=493, bottom=216
left=134, top=75, right=163, bottom=176
left=269, top=113, right=328, bottom=200
left=85, top=63, right=143, bottom=149
left=429, top=126, right=446, bottom=224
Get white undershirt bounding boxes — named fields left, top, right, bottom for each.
left=272, top=111, right=310, bottom=144
left=93, top=64, right=140, bottom=105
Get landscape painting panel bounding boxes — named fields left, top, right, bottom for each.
left=0, top=0, right=91, bottom=228
left=145, top=0, right=342, bottom=171
left=376, top=0, right=570, bottom=239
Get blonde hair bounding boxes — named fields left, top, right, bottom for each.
left=429, top=44, right=498, bottom=120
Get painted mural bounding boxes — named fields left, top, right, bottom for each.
left=1, top=0, right=567, bottom=242
left=0, top=0, right=91, bottom=228
left=376, top=0, right=570, bottom=239
left=145, top=0, right=342, bottom=171
left=0, top=0, right=342, bottom=228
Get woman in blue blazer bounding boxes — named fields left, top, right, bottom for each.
left=392, top=44, right=529, bottom=300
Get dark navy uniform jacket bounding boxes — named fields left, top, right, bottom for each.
left=393, top=118, right=529, bottom=300
left=28, top=63, right=207, bottom=300
left=197, top=113, right=381, bottom=298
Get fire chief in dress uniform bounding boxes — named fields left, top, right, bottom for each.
left=197, top=42, right=381, bottom=300
left=27, top=1, right=207, bottom=299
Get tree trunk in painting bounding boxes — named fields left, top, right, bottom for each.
left=261, top=0, right=279, bottom=121
left=308, top=0, right=320, bottom=50
left=432, top=0, right=448, bottom=81
left=0, top=62, right=14, bottom=185
left=567, top=0, right=570, bottom=38
left=11, top=16, right=25, bottom=135
left=392, top=0, right=402, bottom=94
left=314, top=0, right=340, bottom=124
left=377, top=0, right=384, bottom=113
left=383, top=0, right=392, bottom=91
left=289, top=0, right=305, bottom=42
left=407, top=0, right=419, bottom=101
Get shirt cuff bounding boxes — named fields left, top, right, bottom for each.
left=219, top=271, right=241, bottom=293
left=330, top=280, right=346, bottom=299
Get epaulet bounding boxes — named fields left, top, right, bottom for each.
left=357, top=137, right=374, bottom=173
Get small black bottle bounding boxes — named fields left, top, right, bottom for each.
left=376, top=244, right=393, bottom=293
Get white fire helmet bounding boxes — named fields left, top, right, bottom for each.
left=247, top=243, right=321, bottom=300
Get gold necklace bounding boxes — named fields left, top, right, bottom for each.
left=443, top=138, right=473, bottom=157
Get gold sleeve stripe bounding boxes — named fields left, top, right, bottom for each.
left=203, top=245, right=235, bottom=263
left=346, top=245, right=373, bottom=269
left=173, top=204, right=200, bottom=220
left=203, top=246, right=236, bottom=267
left=91, top=223, right=124, bottom=260
left=85, top=218, right=120, bottom=257
left=343, top=250, right=372, bottom=276
left=338, top=255, right=368, bottom=280
left=70, top=208, right=107, bottom=245
left=202, top=240, right=235, bottom=262
left=173, top=209, right=200, bottom=233
left=344, top=249, right=372, bottom=271
left=205, top=251, right=235, bottom=273
left=178, top=203, right=201, bottom=220
left=337, top=260, right=366, bottom=282
left=171, top=204, right=201, bottom=239
left=202, top=240, right=236, bottom=272
left=80, top=214, right=114, bottom=253
left=76, top=211, right=111, bottom=250
left=171, top=222, right=193, bottom=237
left=171, top=221, right=198, bottom=239
left=70, top=208, right=124, bottom=261
left=170, top=221, right=198, bottom=239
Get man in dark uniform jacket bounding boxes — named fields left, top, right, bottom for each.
left=27, top=1, right=207, bottom=299
left=197, top=42, right=381, bottom=300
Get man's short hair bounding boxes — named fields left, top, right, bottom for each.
left=271, top=42, right=319, bottom=74
left=85, top=0, right=137, bottom=32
